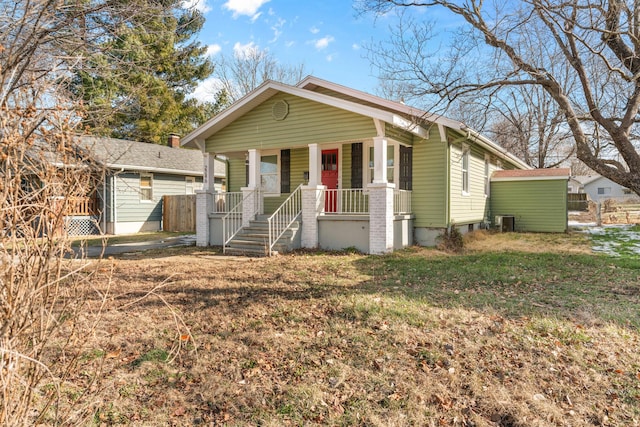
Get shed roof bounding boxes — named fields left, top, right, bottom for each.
left=492, top=168, right=571, bottom=181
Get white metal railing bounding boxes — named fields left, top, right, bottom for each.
left=394, top=190, right=412, bottom=214
left=212, top=192, right=243, bottom=213
left=222, top=189, right=261, bottom=254
left=267, top=184, right=303, bottom=255
left=323, top=188, right=369, bottom=214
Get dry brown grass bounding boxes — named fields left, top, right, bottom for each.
left=463, top=230, right=593, bottom=255
left=39, top=236, right=640, bottom=426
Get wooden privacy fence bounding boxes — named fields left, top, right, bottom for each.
left=567, top=193, right=588, bottom=211
left=163, top=195, right=196, bottom=232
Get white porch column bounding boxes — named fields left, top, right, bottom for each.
left=247, top=149, right=260, bottom=189
left=368, top=182, right=394, bottom=254
left=301, top=185, right=325, bottom=248
left=372, top=136, right=388, bottom=184
left=308, top=143, right=321, bottom=186
left=203, top=153, right=218, bottom=192
left=196, top=189, right=213, bottom=247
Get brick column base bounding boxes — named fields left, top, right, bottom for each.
left=301, top=185, right=325, bottom=248
left=196, top=190, right=212, bottom=247
left=368, top=183, right=394, bottom=254
left=241, top=187, right=258, bottom=228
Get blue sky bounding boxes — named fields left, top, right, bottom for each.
left=184, top=0, right=414, bottom=101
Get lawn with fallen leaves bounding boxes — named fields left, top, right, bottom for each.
left=54, top=231, right=640, bottom=426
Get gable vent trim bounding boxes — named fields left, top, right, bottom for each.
left=272, top=100, right=289, bottom=120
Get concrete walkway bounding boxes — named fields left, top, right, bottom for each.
left=73, top=234, right=196, bottom=258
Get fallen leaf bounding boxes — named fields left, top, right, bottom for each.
left=173, top=406, right=186, bottom=417
left=106, top=349, right=121, bottom=359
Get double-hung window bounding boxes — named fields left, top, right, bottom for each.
left=462, top=145, right=470, bottom=195
left=140, top=173, right=153, bottom=201
left=260, top=154, right=279, bottom=194
left=368, top=145, right=396, bottom=183
left=484, top=155, right=490, bottom=197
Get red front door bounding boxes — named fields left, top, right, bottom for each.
left=322, top=149, right=338, bottom=212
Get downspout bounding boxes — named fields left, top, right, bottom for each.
left=445, top=139, right=451, bottom=229
left=102, top=174, right=107, bottom=233
left=112, top=169, right=123, bottom=234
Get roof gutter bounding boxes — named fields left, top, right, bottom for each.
left=106, top=163, right=204, bottom=176
left=463, top=127, right=531, bottom=170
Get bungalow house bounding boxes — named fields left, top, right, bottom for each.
left=182, top=76, right=568, bottom=255
left=64, top=135, right=225, bottom=235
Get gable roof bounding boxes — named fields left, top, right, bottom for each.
left=492, top=168, right=570, bottom=181
left=78, top=136, right=204, bottom=176
left=572, top=175, right=602, bottom=185
left=182, top=75, right=530, bottom=170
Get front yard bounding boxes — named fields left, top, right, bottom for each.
left=44, top=231, right=640, bottom=426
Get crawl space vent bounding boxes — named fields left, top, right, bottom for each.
left=272, top=100, right=289, bottom=121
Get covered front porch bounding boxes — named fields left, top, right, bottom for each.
left=196, top=138, right=414, bottom=255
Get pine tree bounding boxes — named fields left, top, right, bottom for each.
left=70, top=1, right=217, bottom=143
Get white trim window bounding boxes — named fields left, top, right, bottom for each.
left=484, top=154, right=490, bottom=197
left=260, top=153, right=279, bottom=195
left=462, top=145, right=470, bottom=196
left=367, top=143, right=397, bottom=184
left=185, top=176, right=195, bottom=194
left=140, top=173, right=153, bottom=201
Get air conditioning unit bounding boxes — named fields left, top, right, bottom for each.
left=495, top=215, right=515, bottom=232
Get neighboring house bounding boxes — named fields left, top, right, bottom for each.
left=182, top=76, right=568, bottom=255
left=66, top=135, right=225, bottom=235
left=570, top=174, right=633, bottom=201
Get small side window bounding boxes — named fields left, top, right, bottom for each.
left=140, top=173, right=153, bottom=201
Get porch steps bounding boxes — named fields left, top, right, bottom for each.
left=224, top=216, right=300, bottom=257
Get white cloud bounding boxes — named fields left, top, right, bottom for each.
left=314, top=36, right=334, bottom=50
left=223, top=0, right=270, bottom=19
left=190, top=76, right=224, bottom=103
left=270, top=17, right=286, bottom=43
left=181, top=0, right=211, bottom=13
left=309, top=26, right=320, bottom=34
left=250, top=12, right=262, bottom=23
left=233, top=41, right=259, bottom=59
left=326, top=54, right=334, bottom=62
left=285, top=41, right=295, bottom=48
left=352, top=43, right=360, bottom=50
left=206, top=44, right=222, bottom=57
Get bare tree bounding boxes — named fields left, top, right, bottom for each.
left=0, top=1, right=198, bottom=424
left=488, top=85, right=575, bottom=168
left=359, top=0, right=640, bottom=195
left=213, top=46, right=307, bottom=103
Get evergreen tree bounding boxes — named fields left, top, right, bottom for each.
left=70, top=1, right=217, bottom=143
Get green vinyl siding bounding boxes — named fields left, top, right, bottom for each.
left=490, top=179, right=568, bottom=232
left=412, top=138, right=448, bottom=227
left=228, top=157, right=246, bottom=192
left=491, top=179, right=567, bottom=232
left=290, top=147, right=308, bottom=189
left=205, top=93, right=377, bottom=153
left=342, top=143, right=352, bottom=189
left=449, top=141, right=493, bottom=224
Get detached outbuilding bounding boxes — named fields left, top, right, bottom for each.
left=490, top=168, right=570, bottom=233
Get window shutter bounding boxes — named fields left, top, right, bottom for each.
left=399, top=146, right=413, bottom=190
left=351, top=143, right=363, bottom=188
left=280, top=149, right=290, bottom=193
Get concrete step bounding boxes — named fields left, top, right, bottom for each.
left=224, top=218, right=300, bottom=257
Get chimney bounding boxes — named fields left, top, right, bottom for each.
left=168, top=133, right=180, bottom=148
